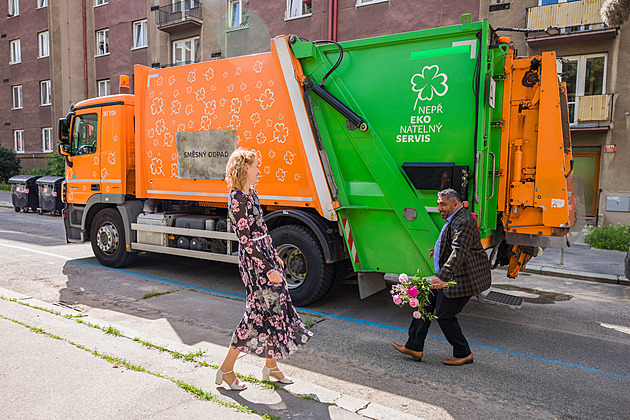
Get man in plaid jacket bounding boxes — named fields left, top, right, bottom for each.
left=392, top=188, right=491, bottom=365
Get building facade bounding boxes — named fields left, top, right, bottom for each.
left=480, top=0, right=630, bottom=225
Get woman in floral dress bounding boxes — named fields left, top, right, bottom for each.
left=215, top=148, right=312, bottom=391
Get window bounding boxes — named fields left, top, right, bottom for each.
left=173, top=37, right=199, bottom=65
left=356, top=0, right=388, bottom=5
left=14, top=130, right=24, bottom=153
left=540, top=0, right=580, bottom=5
left=97, top=79, right=110, bottom=97
left=10, top=39, right=20, bottom=64
left=70, top=113, right=99, bottom=156
left=287, top=0, right=311, bottom=19
left=42, top=128, right=53, bottom=152
left=37, top=0, right=48, bottom=8
left=559, top=54, right=607, bottom=124
left=172, top=0, right=195, bottom=15
left=96, top=29, right=109, bottom=56
left=133, top=20, right=147, bottom=49
left=8, top=0, right=19, bottom=16
left=228, top=0, right=247, bottom=28
left=40, top=80, right=51, bottom=106
left=94, top=0, right=108, bottom=6
left=12, top=85, right=22, bottom=109
left=38, top=31, right=49, bottom=58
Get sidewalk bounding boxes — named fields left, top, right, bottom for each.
left=0, top=287, right=430, bottom=420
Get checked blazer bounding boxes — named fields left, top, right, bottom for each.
left=436, top=207, right=492, bottom=298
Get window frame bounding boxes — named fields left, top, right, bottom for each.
left=96, top=28, right=110, bottom=56
left=14, top=130, right=24, bottom=153
left=97, top=79, right=111, bottom=97
left=286, top=0, right=312, bottom=20
left=38, top=31, right=50, bottom=58
left=10, top=39, right=21, bottom=64
left=94, top=0, right=108, bottom=6
left=355, top=0, right=388, bottom=6
left=132, top=19, right=148, bottom=50
left=172, top=36, right=200, bottom=65
left=40, top=80, right=52, bottom=106
left=228, top=0, right=247, bottom=29
left=42, top=127, right=53, bottom=152
left=37, top=0, right=48, bottom=8
left=558, top=53, right=608, bottom=125
left=12, top=85, right=23, bottom=109
left=8, top=0, right=19, bottom=17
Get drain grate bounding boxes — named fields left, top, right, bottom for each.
left=482, top=291, right=524, bottom=309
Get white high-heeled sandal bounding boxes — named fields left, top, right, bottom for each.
left=262, top=365, right=293, bottom=384
left=215, top=368, right=247, bottom=390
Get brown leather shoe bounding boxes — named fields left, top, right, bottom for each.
left=442, top=353, right=473, bottom=366
left=391, top=342, right=423, bottom=361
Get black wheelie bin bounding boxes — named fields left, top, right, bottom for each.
left=9, top=175, right=41, bottom=212
left=37, top=176, right=64, bottom=215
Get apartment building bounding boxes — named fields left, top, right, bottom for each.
left=480, top=0, right=630, bottom=225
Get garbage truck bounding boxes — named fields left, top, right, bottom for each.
left=57, top=15, right=576, bottom=306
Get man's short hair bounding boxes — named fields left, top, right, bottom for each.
left=438, top=188, right=460, bottom=202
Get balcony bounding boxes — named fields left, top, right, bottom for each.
left=571, top=94, right=614, bottom=132
left=154, top=1, right=202, bottom=33
left=526, top=0, right=618, bottom=47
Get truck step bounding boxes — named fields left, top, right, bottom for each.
left=480, top=289, right=523, bottom=309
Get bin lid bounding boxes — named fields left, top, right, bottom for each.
left=9, top=175, right=42, bottom=182
left=36, top=176, right=65, bottom=184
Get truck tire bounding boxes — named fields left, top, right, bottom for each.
left=271, top=225, right=334, bottom=306
left=90, top=208, right=137, bottom=268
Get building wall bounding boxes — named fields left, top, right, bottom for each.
left=0, top=1, right=51, bottom=169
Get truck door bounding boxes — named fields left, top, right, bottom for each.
left=67, top=110, right=101, bottom=204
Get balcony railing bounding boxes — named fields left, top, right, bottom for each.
left=576, top=93, right=614, bottom=123
left=155, top=1, right=202, bottom=32
left=527, top=0, right=604, bottom=31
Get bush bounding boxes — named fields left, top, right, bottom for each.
left=0, top=146, right=21, bottom=183
left=25, top=153, right=65, bottom=177
left=584, top=224, right=630, bottom=252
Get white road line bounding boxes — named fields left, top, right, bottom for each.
left=0, top=242, right=72, bottom=261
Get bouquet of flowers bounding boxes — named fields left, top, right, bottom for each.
left=390, top=270, right=456, bottom=321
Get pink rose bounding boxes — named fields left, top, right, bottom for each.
left=408, top=286, right=418, bottom=298
left=409, top=298, right=419, bottom=308
left=413, top=311, right=422, bottom=319
left=393, top=295, right=402, bottom=305
left=399, top=273, right=408, bottom=283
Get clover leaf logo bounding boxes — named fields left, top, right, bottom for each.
left=411, top=65, right=448, bottom=109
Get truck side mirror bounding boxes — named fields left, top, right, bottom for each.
left=57, top=143, right=73, bottom=168
left=58, top=117, right=71, bottom=144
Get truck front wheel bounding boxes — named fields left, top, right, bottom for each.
left=271, top=225, right=334, bottom=306
left=90, top=208, right=137, bottom=268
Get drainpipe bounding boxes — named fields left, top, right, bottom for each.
left=83, top=0, right=88, bottom=99
left=328, top=0, right=333, bottom=40
left=333, top=0, right=338, bottom=41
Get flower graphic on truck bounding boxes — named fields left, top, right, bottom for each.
left=411, top=65, right=448, bottom=108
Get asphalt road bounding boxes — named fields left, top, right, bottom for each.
left=1, top=206, right=629, bottom=419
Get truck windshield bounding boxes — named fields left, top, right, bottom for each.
left=70, top=113, right=99, bottom=156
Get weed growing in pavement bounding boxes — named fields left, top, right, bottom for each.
left=104, top=326, right=123, bottom=336
left=303, top=319, right=316, bottom=329
left=297, top=394, right=318, bottom=402
left=140, top=289, right=181, bottom=300
left=584, top=224, right=630, bottom=252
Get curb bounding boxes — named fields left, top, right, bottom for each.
left=519, top=265, right=629, bottom=286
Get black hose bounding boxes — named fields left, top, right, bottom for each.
left=313, top=40, right=343, bottom=87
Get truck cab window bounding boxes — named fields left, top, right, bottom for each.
left=71, top=113, right=98, bottom=156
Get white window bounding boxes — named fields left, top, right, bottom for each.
left=14, top=130, right=24, bottom=153
left=559, top=53, right=607, bottom=124
left=12, top=85, right=22, bottom=109
left=228, top=0, right=246, bottom=28
left=38, top=31, right=49, bottom=58
left=8, top=0, right=19, bottom=17
left=287, top=0, right=312, bottom=19
left=37, top=0, right=48, bottom=8
left=356, top=0, right=388, bottom=5
left=40, top=80, right=51, bottom=106
left=95, top=0, right=108, bottom=6
left=172, top=0, right=195, bottom=15
left=42, top=127, right=53, bottom=152
left=173, top=36, right=199, bottom=65
left=96, top=29, right=110, bottom=56
left=97, top=79, right=110, bottom=97
left=10, top=39, right=20, bottom=64
left=133, top=20, right=147, bottom=49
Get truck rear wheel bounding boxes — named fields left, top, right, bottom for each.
left=271, top=225, right=334, bottom=306
left=91, top=208, right=137, bottom=268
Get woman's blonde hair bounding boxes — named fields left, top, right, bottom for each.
left=225, top=148, right=256, bottom=191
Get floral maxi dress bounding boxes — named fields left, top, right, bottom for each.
left=228, top=187, right=312, bottom=359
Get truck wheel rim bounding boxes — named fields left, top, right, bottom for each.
left=97, top=223, right=119, bottom=255
left=277, top=244, right=306, bottom=290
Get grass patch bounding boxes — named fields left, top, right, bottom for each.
left=141, top=289, right=180, bottom=300
left=584, top=224, right=630, bottom=252
left=104, top=325, right=123, bottom=336
left=0, top=183, right=9, bottom=191
left=303, top=319, right=316, bottom=329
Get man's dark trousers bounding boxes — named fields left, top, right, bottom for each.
left=404, top=289, right=471, bottom=358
